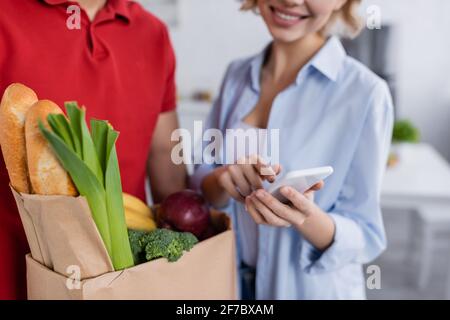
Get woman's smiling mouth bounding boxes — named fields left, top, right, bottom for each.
left=270, top=5, right=311, bottom=27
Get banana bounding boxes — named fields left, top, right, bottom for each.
left=123, top=192, right=153, bottom=218
left=125, top=209, right=157, bottom=232
left=123, top=193, right=157, bottom=232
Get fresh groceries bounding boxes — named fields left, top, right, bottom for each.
left=25, top=100, right=78, bottom=195
left=125, top=190, right=225, bottom=263
left=123, top=192, right=157, bottom=232
left=124, top=192, right=153, bottom=217
left=0, top=83, right=133, bottom=271
left=1, top=84, right=237, bottom=299
left=129, top=229, right=198, bottom=264
left=159, top=190, right=210, bottom=238
left=126, top=189, right=213, bottom=264
left=0, top=85, right=77, bottom=196
left=39, top=101, right=134, bottom=270
left=0, top=84, right=43, bottom=193
left=0, top=84, right=215, bottom=268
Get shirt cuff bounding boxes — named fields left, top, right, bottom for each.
left=299, top=213, right=365, bottom=274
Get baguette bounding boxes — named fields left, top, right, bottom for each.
left=25, top=100, right=77, bottom=196
left=0, top=83, right=38, bottom=193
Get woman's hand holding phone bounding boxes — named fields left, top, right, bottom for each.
left=203, top=156, right=334, bottom=250
left=245, top=181, right=335, bottom=251
left=245, top=181, right=324, bottom=228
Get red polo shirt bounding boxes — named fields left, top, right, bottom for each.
left=0, top=0, right=176, bottom=299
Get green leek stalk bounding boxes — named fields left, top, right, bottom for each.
left=39, top=102, right=134, bottom=270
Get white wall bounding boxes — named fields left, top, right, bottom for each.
left=359, top=0, right=450, bottom=160
left=169, top=0, right=270, bottom=95
left=141, top=0, right=450, bottom=161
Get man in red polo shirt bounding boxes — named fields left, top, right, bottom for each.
left=0, top=0, right=187, bottom=299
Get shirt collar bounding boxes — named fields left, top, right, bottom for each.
left=309, top=36, right=346, bottom=82
left=41, top=0, right=131, bottom=22
left=250, top=36, right=347, bottom=91
left=108, top=0, right=131, bottom=21
left=250, top=45, right=268, bottom=92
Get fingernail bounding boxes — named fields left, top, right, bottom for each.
left=257, top=190, right=266, bottom=198
left=260, top=166, right=275, bottom=176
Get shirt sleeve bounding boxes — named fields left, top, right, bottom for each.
left=299, top=81, right=394, bottom=274
left=160, top=26, right=177, bottom=113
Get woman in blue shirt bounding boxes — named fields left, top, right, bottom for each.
left=191, top=0, right=393, bottom=299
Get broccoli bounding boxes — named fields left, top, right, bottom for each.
left=178, top=231, right=198, bottom=250
left=128, top=230, right=147, bottom=264
left=128, top=229, right=198, bottom=264
left=144, top=229, right=198, bottom=262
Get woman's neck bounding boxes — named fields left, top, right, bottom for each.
left=77, top=0, right=107, bottom=21
left=264, top=33, right=326, bottom=85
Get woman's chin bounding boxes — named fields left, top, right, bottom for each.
left=269, top=29, right=308, bottom=44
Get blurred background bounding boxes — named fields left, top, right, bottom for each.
left=138, top=0, right=450, bottom=299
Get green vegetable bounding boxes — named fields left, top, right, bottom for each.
left=66, top=103, right=104, bottom=184
left=144, top=229, right=198, bottom=262
left=91, top=120, right=109, bottom=173
left=128, top=230, right=147, bottom=264
left=39, top=122, right=113, bottom=256
left=39, top=102, right=134, bottom=271
left=393, top=120, right=420, bottom=143
left=129, top=229, right=198, bottom=264
left=47, top=114, right=76, bottom=152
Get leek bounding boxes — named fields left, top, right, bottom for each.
left=39, top=102, right=134, bottom=270
left=105, top=127, right=134, bottom=270
left=39, top=123, right=112, bottom=257
left=65, top=103, right=104, bottom=184
left=47, top=114, right=76, bottom=153
left=65, top=102, right=83, bottom=157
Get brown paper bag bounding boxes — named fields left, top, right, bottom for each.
left=26, top=228, right=237, bottom=299
left=12, top=186, right=238, bottom=299
left=11, top=186, right=114, bottom=279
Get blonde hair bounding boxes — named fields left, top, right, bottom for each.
left=241, top=0, right=363, bottom=38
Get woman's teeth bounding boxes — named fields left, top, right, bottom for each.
left=274, top=10, right=300, bottom=21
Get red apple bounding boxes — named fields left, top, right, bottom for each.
left=160, top=190, right=210, bottom=238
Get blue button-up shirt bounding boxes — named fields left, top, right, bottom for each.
left=191, top=37, right=394, bottom=299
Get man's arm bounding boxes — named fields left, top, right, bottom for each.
left=147, top=110, right=187, bottom=204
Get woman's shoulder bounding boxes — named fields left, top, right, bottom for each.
left=223, top=55, right=256, bottom=83
left=214, top=54, right=258, bottom=102
left=337, top=56, right=394, bottom=122
left=339, top=55, right=391, bottom=98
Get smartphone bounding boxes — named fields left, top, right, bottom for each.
left=267, top=166, right=334, bottom=203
